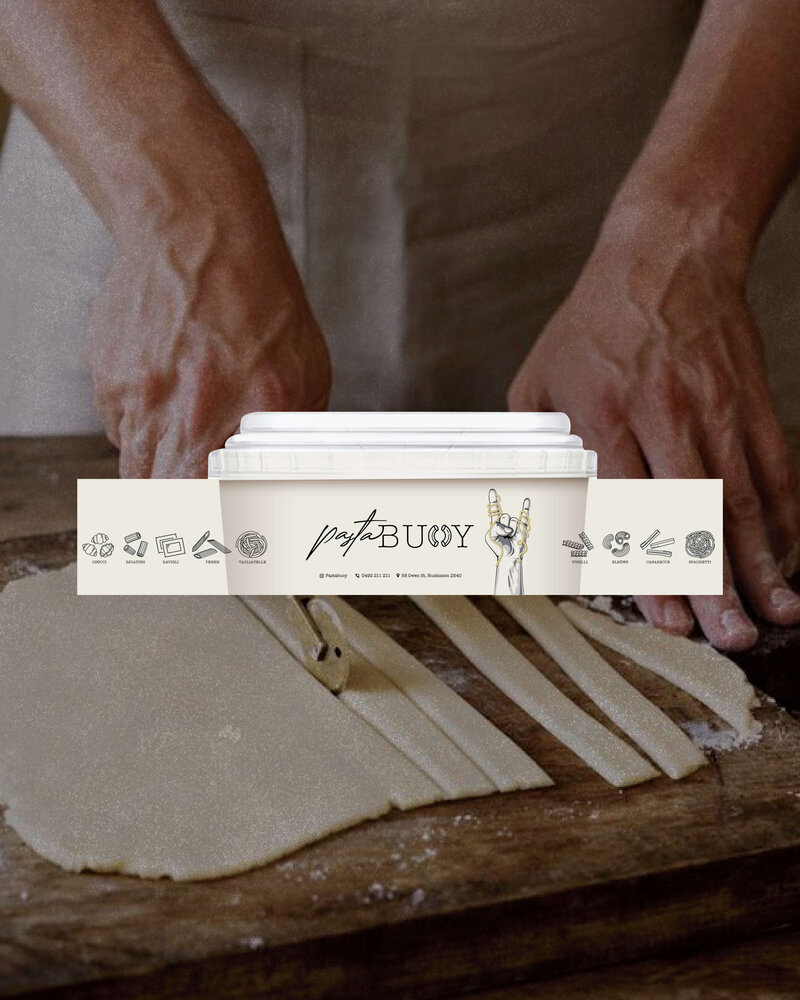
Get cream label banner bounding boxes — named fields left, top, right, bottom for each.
left=76, top=478, right=722, bottom=595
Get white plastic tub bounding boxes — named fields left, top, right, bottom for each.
left=76, top=415, right=722, bottom=597
left=208, top=412, right=596, bottom=595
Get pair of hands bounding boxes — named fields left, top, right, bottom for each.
left=92, top=163, right=800, bottom=649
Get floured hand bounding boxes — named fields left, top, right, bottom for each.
left=509, top=200, right=800, bottom=649
left=90, top=171, right=330, bottom=478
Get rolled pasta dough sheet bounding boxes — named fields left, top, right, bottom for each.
left=0, top=566, right=442, bottom=881
left=411, top=596, right=659, bottom=788
left=560, top=602, right=762, bottom=738
left=308, top=596, right=551, bottom=791
left=498, top=597, right=706, bottom=780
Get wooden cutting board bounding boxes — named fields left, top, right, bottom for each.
left=1, top=532, right=800, bottom=1000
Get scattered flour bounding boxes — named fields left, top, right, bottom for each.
left=679, top=719, right=762, bottom=753
left=574, top=595, right=628, bottom=624
left=217, top=724, right=241, bottom=743
left=410, top=888, right=426, bottom=907
left=240, top=936, right=264, bottom=950
left=6, top=560, right=44, bottom=582
left=432, top=664, right=473, bottom=694
left=366, top=882, right=395, bottom=902
left=409, top=847, right=437, bottom=865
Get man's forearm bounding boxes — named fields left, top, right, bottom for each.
left=0, top=0, right=263, bottom=244
left=609, top=0, right=800, bottom=265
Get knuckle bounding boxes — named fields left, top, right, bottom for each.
left=724, top=487, right=762, bottom=523
left=767, top=458, right=799, bottom=504
left=640, top=371, right=686, bottom=423
left=261, top=375, right=296, bottom=412
left=137, top=371, right=170, bottom=410
left=593, top=390, right=621, bottom=427
left=699, top=364, right=736, bottom=413
left=704, top=405, right=738, bottom=438
left=257, top=329, right=332, bottom=411
left=755, top=424, right=798, bottom=493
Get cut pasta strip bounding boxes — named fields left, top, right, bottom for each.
left=308, top=596, right=552, bottom=791
left=337, top=655, right=497, bottom=799
left=560, top=602, right=761, bottom=737
left=411, top=596, right=659, bottom=788
left=498, top=597, right=706, bottom=779
left=243, top=598, right=491, bottom=798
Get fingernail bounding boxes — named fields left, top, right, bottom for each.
left=662, top=601, right=692, bottom=631
left=771, top=586, right=800, bottom=612
left=720, top=608, right=758, bottom=642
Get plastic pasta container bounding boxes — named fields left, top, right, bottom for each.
left=208, top=412, right=596, bottom=595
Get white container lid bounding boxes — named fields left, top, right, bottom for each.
left=208, top=412, right=597, bottom=479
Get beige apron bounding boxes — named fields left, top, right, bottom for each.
left=1, top=0, right=793, bottom=435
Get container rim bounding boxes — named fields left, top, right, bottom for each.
left=208, top=411, right=597, bottom=479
